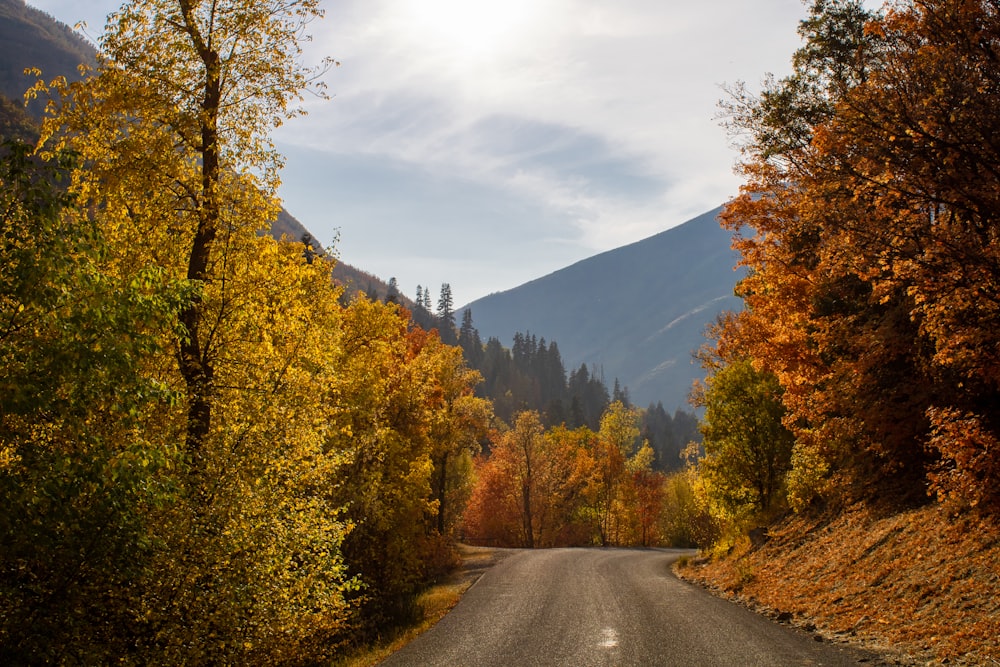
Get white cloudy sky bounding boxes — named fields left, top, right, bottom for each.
left=30, top=0, right=815, bottom=306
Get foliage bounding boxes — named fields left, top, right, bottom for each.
left=0, top=94, right=37, bottom=142
left=678, top=505, right=1000, bottom=664
left=660, top=467, right=721, bottom=549
left=465, top=402, right=671, bottom=548
left=709, top=0, right=1000, bottom=514
left=325, top=298, right=489, bottom=637
left=696, top=358, right=794, bottom=516
left=463, top=412, right=601, bottom=548
left=0, top=0, right=500, bottom=661
left=0, top=133, right=359, bottom=661
left=0, top=139, right=187, bottom=662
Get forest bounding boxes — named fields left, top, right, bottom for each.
left=694, top=0, right=1000, bottom=525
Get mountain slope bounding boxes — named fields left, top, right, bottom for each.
left=0, top=0, right=95, bottom=117
left=462, top=207, right=744, bottom=410
left=0, top=2, right=412, bottom=309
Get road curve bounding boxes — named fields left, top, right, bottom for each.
left=381, top=548, right=887, bottom=666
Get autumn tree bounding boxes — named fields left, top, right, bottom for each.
left=588, top=401, right=650, bottom=546
left=818, top=0, right=1000, bottom=509
left=421, top=334, right=492, bottom=537
left=325, top=298, right=488, bottom=635
left=20, top=0, right=361, bottom=661
left=463, top=413, right=597, bottom=548
left=660, top=444, right=722, bottom=548
left=73, top=0, right=332, bottom=456
left=463, top=412, right=548, bottom=548
left=716, top=0, right=1000, bottom=511
left=509, top=411, right=545, bottom=548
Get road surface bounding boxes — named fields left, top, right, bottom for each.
left=381, top=548, right=889, bottom=666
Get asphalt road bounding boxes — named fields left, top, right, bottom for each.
left=381, top=548, right=890, bottom=667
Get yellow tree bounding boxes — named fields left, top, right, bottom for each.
left=417, top=331, right=492, bottom=538
left=538, top=424, right=601, bottom=546
left=589, top=401, right=644, bottom=546
left=24, top=0, right=358, bottom=661
left=324, top=299, right=487, bottom=635
left=506, top=411, right=547, bottom=548
left=36, top=0, right=334, bottom=456
left=325, top=298, right=437, bottom=633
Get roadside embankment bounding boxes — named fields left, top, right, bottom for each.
left=676, top=504, right=1000, bottom=665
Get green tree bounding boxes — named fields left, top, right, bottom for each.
left=697, top=359, right=794, bottom=515
left=0, top=140, right=187, bottom=662
left=458, top=308, right=484, bottom=368
left=436, top=282, right=457, bottom=344
left=386, top=276, right=400, bottom=303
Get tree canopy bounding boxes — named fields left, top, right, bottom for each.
left=708, top=0, right=1000, bottom=514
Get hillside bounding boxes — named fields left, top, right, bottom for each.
left=0, top=0, right=94, bottom=117
left=462, top=207, right=743, bottom=410
left=0, top=3, right=409, bottom=311
left=678, top=504, right=1000, bottom=664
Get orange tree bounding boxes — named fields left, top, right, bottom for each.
left=716, top=0, right=1000, bottom=511
left=325, top=298, right=489, bottom=636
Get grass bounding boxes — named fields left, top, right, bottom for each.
left=331, top=545, right=499, bottom=667
left=332, top=581, right=472, bottom=667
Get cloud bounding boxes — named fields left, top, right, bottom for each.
left=29, top=0, right=816, bottom=304
left=280, top=0, right=810, bottom=241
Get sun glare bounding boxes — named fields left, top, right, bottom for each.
left=399, top=0, right=539, bottom=59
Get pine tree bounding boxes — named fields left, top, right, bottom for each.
left=436, top=283, right=457, bottom=344
left=386, top=276, right=399, bottom=304
left=458, top=309, right=483, bottom=368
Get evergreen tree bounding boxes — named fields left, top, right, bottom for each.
left=458, top=309, right=484, bottom=368
left=301, top=232, right=317, bottom=264
left=612, top=378, right=631, bottom=407
left=436, top=283, right=457, bottom=344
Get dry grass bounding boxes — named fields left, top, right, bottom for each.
left=332, top=545, right=505, bottom=667
left=677, top=503, right=1000, bottom=665
left=333, top=582, right=472, bottom=667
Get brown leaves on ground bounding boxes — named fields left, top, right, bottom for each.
left=678, top=504, right=1000, bottom=665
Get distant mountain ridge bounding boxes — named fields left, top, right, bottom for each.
left=2, top=1, right=744, bottom=410
left=462, top=207, right=744, bottom=411
left=0, top=1, right=408, bottom=308
left=0, top=0, right=95, bottom=118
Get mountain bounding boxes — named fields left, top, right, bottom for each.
left=0, top=1, right=413, bottom=310
left=0, top=0, right=95, bottom=118
left=461, top=207, right=744, bottom=411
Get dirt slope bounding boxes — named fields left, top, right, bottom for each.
left=677, top=504, right=1000, bottom=665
